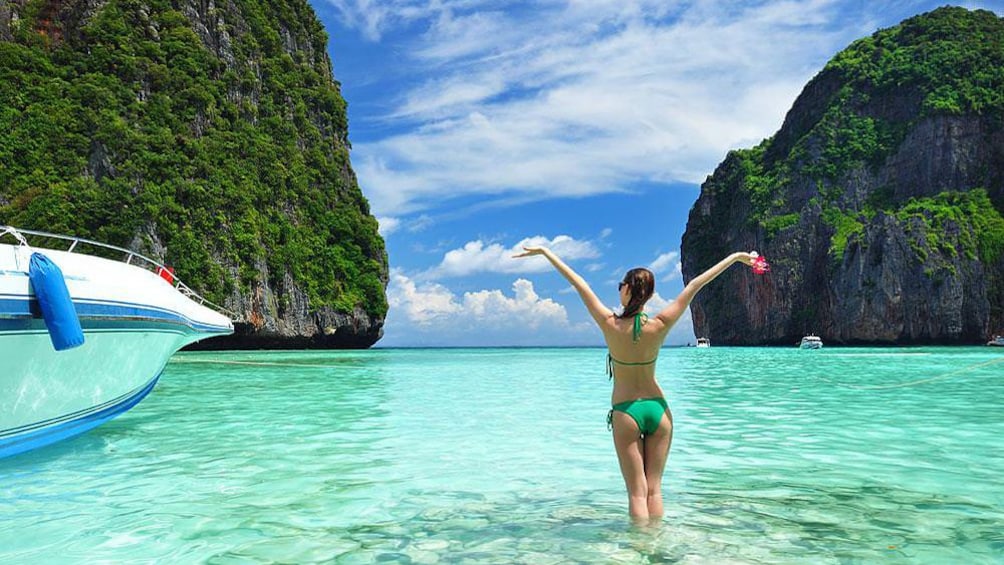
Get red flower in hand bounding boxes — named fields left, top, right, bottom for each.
left=751, top=255, right=770, bottom=275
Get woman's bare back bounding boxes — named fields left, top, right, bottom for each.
left=603, top=314, right=668, bottom=404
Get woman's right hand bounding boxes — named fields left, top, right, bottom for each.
left=513, top=246, right=548, bottom=258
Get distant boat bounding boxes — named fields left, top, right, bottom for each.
left=988, top=335, right=1004, bottom=347
left=1, top=226, right=233, bottom=458
left=799, top=335, right=823, bottom=349
left=696, top=337, right=711, bottom=348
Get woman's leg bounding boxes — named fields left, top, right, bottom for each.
left=643, top=408, right=674, bottom=517
left=611, top=411, right=648, bottom=520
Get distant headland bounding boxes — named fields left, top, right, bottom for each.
left=682, top=7, right=1004, bottom=346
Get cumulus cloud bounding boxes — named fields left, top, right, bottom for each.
left=322, top=0, right=926, bottom=217
left=386, top=269, right=568, bottom=329
left=386, top=269, right=461, bottom=325
left=464, top=279, right=568, bottom=329
left=383, top=268, right=699, bottom=345
left=429, top=234, right=600, bottom=278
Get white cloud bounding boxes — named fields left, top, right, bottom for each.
left=376, top=216, right=400, bottom=236
left=383, top=268, right=700, bottom=346
left=429, top=234, right=600, bottom=278
left=386, top=269, right=461, bottom=325
left=322, top=0, right=442, bottom=41
left=386, top=269, right=569, bottom=330
left=463, top=279, right=568, bottom=329
left=406, top=215, right=435, bottom=232
left=649, top=251, right=680, bottom=276
left=643, top=290, right=672, bottom=315
left=414, top=10, right=528, bottom=66
left=330, top=0, right=923, bottom=216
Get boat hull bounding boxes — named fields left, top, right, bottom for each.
left=799, top=336, right=823, bottom=349
left=1, top=241, right=232, bottom=458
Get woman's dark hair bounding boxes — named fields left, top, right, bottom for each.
left=617, top=267, right=655, bottom=319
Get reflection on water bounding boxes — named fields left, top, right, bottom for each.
left=1, top=347, right=1002, bottom=563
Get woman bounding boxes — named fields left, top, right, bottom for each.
left=514, top=246, right=757, bottom=520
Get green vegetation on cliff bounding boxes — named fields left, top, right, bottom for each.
left=820, top=189, right=1004, bottom=266
left=731, top=7, right=1004, bottom=258
left=895, top=189, right=1004, bottom=265
left=0, top=0, right=387, bottom=318
left=827, top=6, right=1004, bottom=116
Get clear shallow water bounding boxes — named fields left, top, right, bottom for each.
left=2, top=347, right=1003, bottom=564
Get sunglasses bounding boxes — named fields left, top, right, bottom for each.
left=618, top=281, right=628, bottom=290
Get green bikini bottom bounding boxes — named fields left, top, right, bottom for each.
left=607, top=397, right=669, bottom=436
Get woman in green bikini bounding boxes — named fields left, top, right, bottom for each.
left=514, top=246, right=757, bottom=520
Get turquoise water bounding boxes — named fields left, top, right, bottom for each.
left=2, top=347, right=1003, bottom=563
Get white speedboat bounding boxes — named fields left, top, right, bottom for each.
left=799, top=335, right=823, bottom=349
left=988, top=335, right=1004, bottom=347
left=1, top=227, right=233, bottom=458
left=696, top=337, right=711, bottom=348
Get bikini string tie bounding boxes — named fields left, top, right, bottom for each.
left=633, top=312, right=648, bottom=342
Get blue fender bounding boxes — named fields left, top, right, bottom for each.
left=28, top=252, right=85, bottom=351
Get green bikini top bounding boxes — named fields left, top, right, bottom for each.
left=606, top=312, right=658, bottom=379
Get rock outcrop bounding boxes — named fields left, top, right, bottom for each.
left=1, top=0, right=387, bottom=348
left=682, top=7, right=1004, bottom=345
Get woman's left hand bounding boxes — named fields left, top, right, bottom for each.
left=736, top=251, right=758, bottom=266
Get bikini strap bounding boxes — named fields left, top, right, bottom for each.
left=633, top=312, right=648, bottom=342
left=607, top=352, right=658, bottom=380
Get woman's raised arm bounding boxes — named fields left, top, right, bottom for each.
left=655, top=252, right=756, bottom=328
left=513, top=246, right=613, bottom=325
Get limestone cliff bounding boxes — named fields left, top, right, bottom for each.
left=681, top=7, right=1004, bottom=345
left=0, top=0, right=387, bottom=348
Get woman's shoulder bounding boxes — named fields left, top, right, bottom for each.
left=642, top=315, right=669, bottom=334
left=599, top=312, right=621, bottom=329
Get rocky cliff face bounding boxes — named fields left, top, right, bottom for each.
left=1, top=0, right=387, bottom=348
left=682, top=7, right=1004, bottom=345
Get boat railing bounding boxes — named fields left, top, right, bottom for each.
left=1, top=226, right=238, bottom=320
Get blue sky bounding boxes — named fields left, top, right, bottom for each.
left=307, top=0, right=1001, bottom=347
